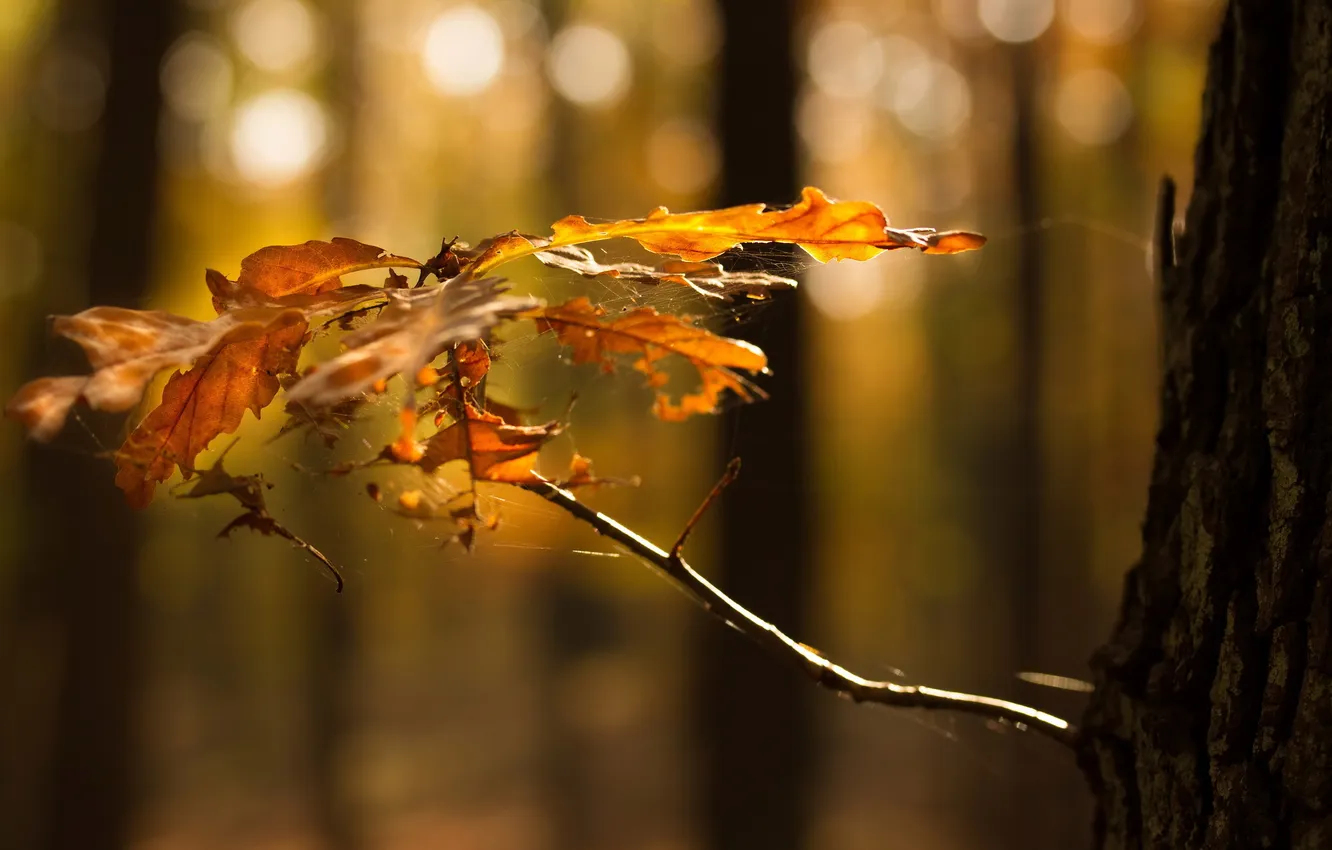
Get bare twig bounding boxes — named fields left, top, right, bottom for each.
left=525, top=478, right=1079, bottom=748
left=671, top=457, right=742, bottom=558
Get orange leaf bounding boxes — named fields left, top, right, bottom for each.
left=533, top=296, right=768, bottom=419
left=113, top=313, right=309, bottom=507
left=419, top=403, right=563, bottom=483
left=463, top=187, right=986, bottom=276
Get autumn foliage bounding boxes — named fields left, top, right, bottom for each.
left=7, top=189, right=983, bottom=585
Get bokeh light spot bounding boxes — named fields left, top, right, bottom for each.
left=807, top=19, right=883, bottom=98
left=1056, top=67, right=1134, bottom=145
left=891, top=60, right=972, bottom=141
left=978, top=0, right=1055, bottom=43
left=646, top=118, right=719, bottom=195
left=232, top=0, right=317, bottom=73
left=161, top=32, right=234, bottom=122
left=547, top=24, right=632, bottom=108
left=32, top=44, right=105, bottom=132
left=797, top=89, right=872, bottom=164
left=1062, top=0, right=1139, bottom=43
left=230, top=88, right=328, bottom=187
left=422, top=5, right=506, bottom=96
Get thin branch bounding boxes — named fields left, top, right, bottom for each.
left=525, top=479, right=1079, bottom=748
left=672, top=457, right=742, bottom=558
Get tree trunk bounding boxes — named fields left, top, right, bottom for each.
left=695, top=1, right=813, bottom=849
left=1080, top=2, right=1332, bottom=847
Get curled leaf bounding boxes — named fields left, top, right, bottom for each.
left=221, top=237, right=420, bottom=303
left=285, top=277, right=539, bottom=409
left=534, top=245, right=797, bottom=300
left=5, top=377, right=87, bottom=442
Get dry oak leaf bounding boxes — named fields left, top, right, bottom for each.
left=207, top=238, right=420, bottom=310
left=463, top=187, right=986, bottom=277
left=114, top=312, right=309, bottom=508
left=533, top=296, right=767, bottom=420
left=418, top=403, right=564, bottom=483
left=285, top=277, right=539, bottom=409
left=534, top=245, right=797, bottom=301
left=394, top=487, right=499, bottom=552
left=5, top=305, right=312, bottom=444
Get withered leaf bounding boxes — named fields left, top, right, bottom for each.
left=533, top=296, right=768, bottom=420
left=418, top=403, right=563, bottom=483
left=285, top=277, right=538, bottom=409
left=5, top=305, right=311, bottom=444
left=181, top=450, right=343, bottom=591
left=5, top=377, right=88, bottom=442
left=223, top=237, right=420, bottom=302
left=114, top=313, right=309, bottom=508
left=277, top=395, right=367, bottom=448
left=395, top=486, right=498, bottom=552
left=534, top=245, right=797, bottom=300
left=464, top=187, right=986, bottom=276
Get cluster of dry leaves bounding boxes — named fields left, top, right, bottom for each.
left=7, top=188, right=983, bottom=588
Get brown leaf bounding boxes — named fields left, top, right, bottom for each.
left=276, top=396, right=367, bottom=448
left=5, top=305, right=313, bottom=445
left=208, top=270, right=391, bottom=318
left=230, top=237, right=419, bottom=301
left=534, top=245, right=797, bottom=300
left=180, top=450, right=343, bottom=591
left=4, top=377, right=86, bottom=442
left=394, top=486, right=498, bottom=551
left=533, top=296, right=768, bottom=419
left=418, top=403, right=563, bottom=482
left=463, top=187, right=986, bottom=276
left=285, top=277, right=538, bottom=409
left=114, top=313, right=309, bottom=507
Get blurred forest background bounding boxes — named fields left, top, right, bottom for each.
left=0, top=0, right=1220, bottom=848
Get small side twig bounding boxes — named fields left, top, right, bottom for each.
left=671, top=457, right=741, bottom=558
left=525, top=477, right=1079, bottom=748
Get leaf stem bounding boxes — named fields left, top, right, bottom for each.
left=524, top=478, right=1080, bottom=749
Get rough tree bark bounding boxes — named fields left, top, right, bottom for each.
left=1080, top=2, right=1332, bottom=847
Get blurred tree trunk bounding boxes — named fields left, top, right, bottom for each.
left=1081, top=3, right=1332, bottom=847
left=304, top=1, right=362, bottom=848
left=694, top=1, right=813, bottom=849
left=20, top=1, right=174, bottom=849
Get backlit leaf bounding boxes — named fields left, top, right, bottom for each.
left=113, top=313, right=309, bottom=507
left=533, top=296, right=768, bottom=419
left=463, top=187, right=986, bottom=276
left=418, top=402, right=563, bottom=482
